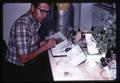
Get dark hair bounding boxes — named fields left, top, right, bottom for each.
left=31, top=3, right=51, bottom=8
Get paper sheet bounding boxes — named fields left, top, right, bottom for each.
left=85, top=33, right=99, bottom=54
left=67, top=45, right=87, bottom=67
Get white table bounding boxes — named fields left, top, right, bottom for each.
left=48, top=32, right=116, bottom=81
left=48, top=50, right=114, bottom=81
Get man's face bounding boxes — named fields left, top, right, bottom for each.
left=32, top=3, right=50, bottom=23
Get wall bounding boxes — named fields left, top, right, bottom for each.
left=3, top=3, right=30, bottom=45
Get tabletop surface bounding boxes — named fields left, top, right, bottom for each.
left=48, top=49, right=115, bottom=81
left=48, top=32, right=116, bottom=81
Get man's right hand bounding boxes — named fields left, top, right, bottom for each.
left=44, top=38, right=56, bottom=49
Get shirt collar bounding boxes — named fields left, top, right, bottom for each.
left=27, top=11, right=41, bottom=30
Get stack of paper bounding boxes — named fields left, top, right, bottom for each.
left=85, top=33, right=99, bottom=54
left=67, top=45, right=87, bottom=67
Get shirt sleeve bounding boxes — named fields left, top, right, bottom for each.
left=15, top=21, right=31, bottom=56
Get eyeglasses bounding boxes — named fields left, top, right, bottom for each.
left=36, top=7, right=50, bottom=15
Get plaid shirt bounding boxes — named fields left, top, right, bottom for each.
left=6, top=12, right=41, bottom=65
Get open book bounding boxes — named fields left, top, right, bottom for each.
left=49, top=32, right=87, bottom=66
left=49, top=32, right=71, bottom=57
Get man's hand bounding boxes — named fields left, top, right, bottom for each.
left=44, top=38, right=56, bottom=49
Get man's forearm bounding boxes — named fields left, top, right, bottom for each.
left=19, top=44, right=48, bottom=64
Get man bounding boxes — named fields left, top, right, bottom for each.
left=2, top=3, right=56, bottom=81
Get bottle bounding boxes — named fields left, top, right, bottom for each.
left=100, top=57, right=112, bottom=79
left=105, top=47, right=116, bottom=69
left=56, top=3, right=70, bottom=37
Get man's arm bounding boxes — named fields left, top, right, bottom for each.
left=19, top=38, right=56, bottom=64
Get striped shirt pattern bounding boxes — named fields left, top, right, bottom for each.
left=6, top=12, right=41, bottom=65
